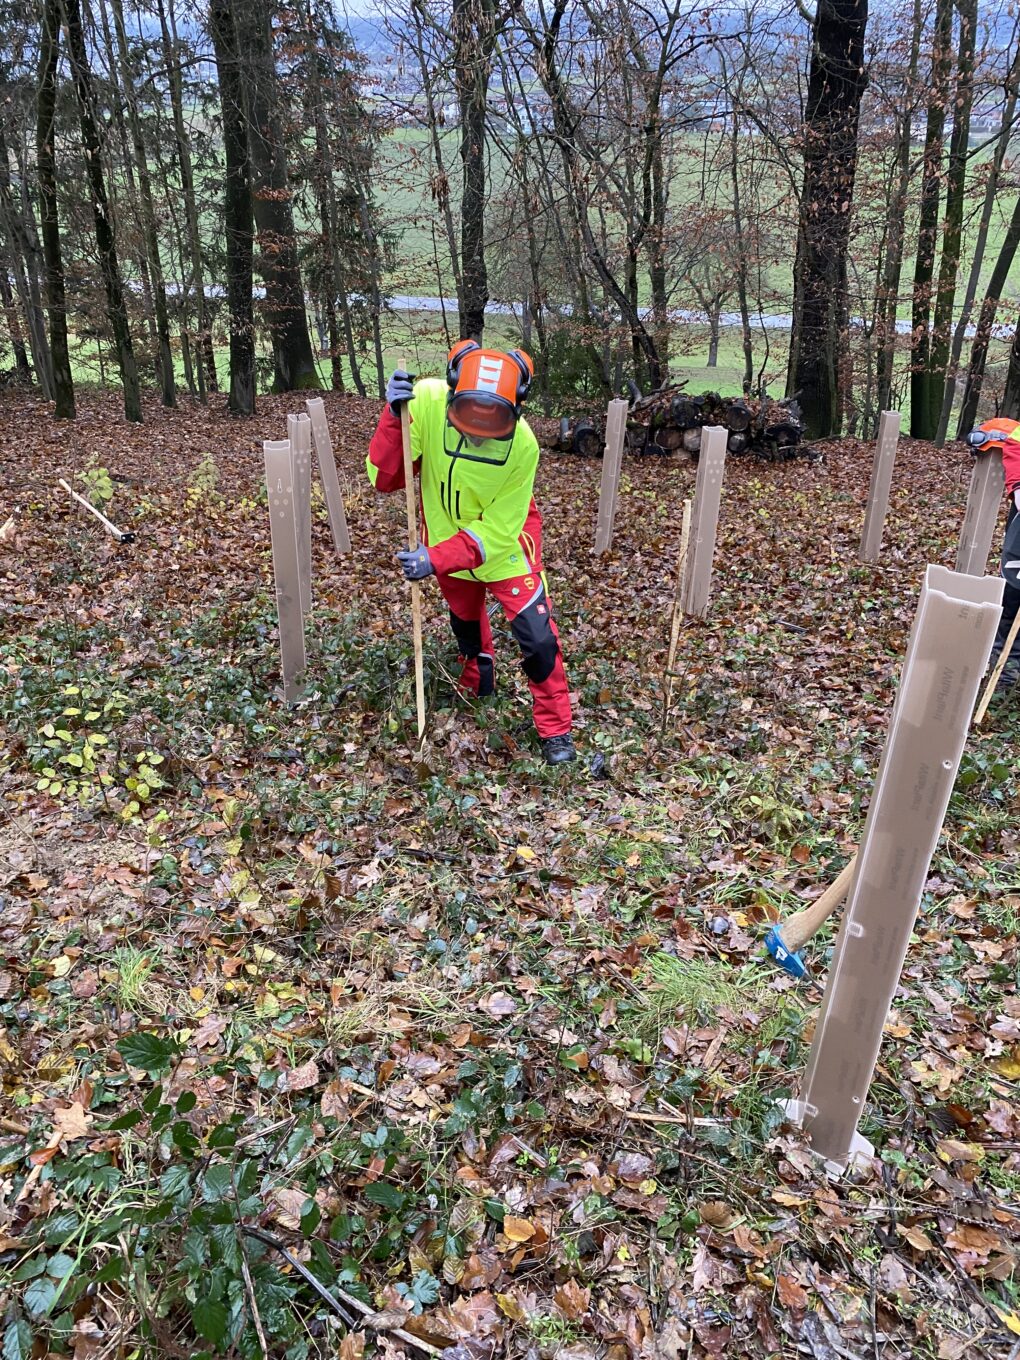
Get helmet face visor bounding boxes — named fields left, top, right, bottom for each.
left=447, top=392, right=518, bottom=441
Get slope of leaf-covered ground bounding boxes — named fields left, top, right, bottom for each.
left=0, top=388, right=1018, bottom=1360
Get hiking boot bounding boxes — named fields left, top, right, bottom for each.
left=996, top=663, right=1019, bottom=694
left=541, top=733, right=576, bottom=765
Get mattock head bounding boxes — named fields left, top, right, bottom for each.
left=764, top=926, right=808, bottom=980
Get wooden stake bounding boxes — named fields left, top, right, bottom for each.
left=400, top=404, right=426, bottom=741
left=974, top=609, right=1020, bottom=724
left=58, top=478, right=134, bottom=542
left=661, top=498, right=692, bottom=732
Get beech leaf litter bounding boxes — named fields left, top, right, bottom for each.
left=1, top=389, right=1018, bottom=1359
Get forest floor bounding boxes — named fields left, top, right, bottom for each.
left=1, top=387, right=1018, bottom=1360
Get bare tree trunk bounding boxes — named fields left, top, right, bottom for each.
left=0, top=116, right=54, bottom=396
left=453, top=0, right=498, bottom=342
left=708, top=305, right=721, bottom=368
left=155, top=0, right=217, bottom=395
left=927, top=0, right=976, bottom=440
left=63, top=0, right=142, bottom=421
left=957, top=192, right=1020, bottom=433
left=37, top=0, right=75, bottom=418
left=909, top=0, right=953, bottom=438
left=107, top=0, right=176, bottom=406
left=209, top=0, right=256, bottom=414
left=876, top=0, right=922, bottom=413
left=723, top=65, right=754, bottom=395
left=786, top=0, right=870, bottom=438
left=0, top=264, right=30, bottom=376
left=410, top=0, right=462, bottom=303
left=237, top=0, right=321, bottom=392
left=939, top=40, right=1020, bottom=441
left=1002, top=317, right=1020, bottom=418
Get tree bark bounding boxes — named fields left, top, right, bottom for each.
left=63, top=0, right=141, bottom=421
left=909, top=0, right=953, bottom=438
left=957, top=192, right=1020, bottom=434
left=156, top=0, right=217, bottom=394
left=927, top=0, right=976, bottom=441
left=453, top=0, right=498, bottom=342
left=0, top=265, right=31, bottom=376
left=237, top=0, right=321, bottom=392
left=209, top=0, right=256, bottom=414
left=108, top=0, right=176, bottom=407
left=875, top=0, right=922, bottom=414
left=1002, top=318, right=1020, bottom=418
left=410, top=0, right=462, bottom=305
left=0, top=114, right=54, bottom=397
left=37, top=0, right=75, bottom=418
left=941, top=41, right=1020, bottom=440
left=786, top=0, right=870, bottom=438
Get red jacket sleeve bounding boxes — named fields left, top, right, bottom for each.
left=427, top=531, right=484, bottom=575
left=367, top=406, right=417, bottom=493
left=1003, top=435, right=1020, bottom=494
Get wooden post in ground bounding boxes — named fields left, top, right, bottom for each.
left=784, top=566, right=1002, bottom=1170
left=400, top=405, right=426, bottom=741
left=264, top=439, right=307, bottom=703
left=286, top=412, right=313, bottom=614
left=956, top=449, right=1004, bottom=575
left=594, top=398, right=628, bottom=554
left=682, top=426, right=727, bottom=618
left=306, top=397, right=352, bottom=554
left=661, top=498, right=692, bottom=733
left=859, top=411, right=900, bottom=563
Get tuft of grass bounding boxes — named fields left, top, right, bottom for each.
left=640, top=952, right=766, bottom=1042
left=111, top=947, right=166, bottom=1015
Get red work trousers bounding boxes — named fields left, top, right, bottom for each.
left=435, top=521, right=572, bottom=739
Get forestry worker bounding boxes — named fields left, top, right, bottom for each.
left=366, top=341, right=575, bottom=766
left=968, top=417, right=1020, bottom=692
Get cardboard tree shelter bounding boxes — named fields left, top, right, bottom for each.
left=263, top=439, right=308, bottom=702
left=594, top=398, right=628, bottom=554
left=681, top=425, right=727, bottom=617
left=858, top=411, right=900, bottom=563
left=306, top=397, right=352, bottom=554
left=785, top=565, right=1002, bottom=1170
left=956, top=449, right=1004, bottom=576
left=264, top=403, right=354, bottom=700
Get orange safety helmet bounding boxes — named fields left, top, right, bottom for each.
left=446, top=340, right=534, bottom=440
left=966, top=416, right=1020, bottom=453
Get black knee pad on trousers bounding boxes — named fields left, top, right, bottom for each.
left=449, top=610, right=482, bottom=658
left=511, top=599, right=559, bottom=684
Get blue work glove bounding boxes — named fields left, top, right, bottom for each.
left=397, top=545, right=433, bottom=580
left=386, top=369, right=415, bottom=416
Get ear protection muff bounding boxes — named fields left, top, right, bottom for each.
left=507, top=349, right=534, bottom=404
left=447, top=339, right=480, bottom=390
